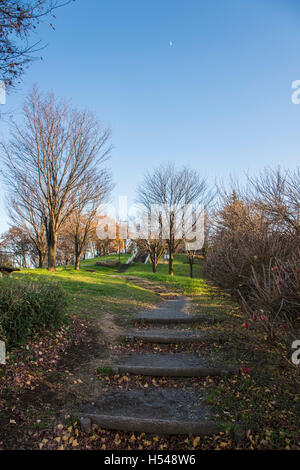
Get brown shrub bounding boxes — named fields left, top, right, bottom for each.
left=205, top=168, right=300, bottom=336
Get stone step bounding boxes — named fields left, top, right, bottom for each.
left=120, top=329, right=208, bottom=344
left=81, top=414, right=221, bottom=435
left=135, top=312, right=223, bottom=324
left=108, top=352, right=234, bottom=377
left=80, top=388, right=221, bottom=435
left=135, top=296, right=225, bottom=325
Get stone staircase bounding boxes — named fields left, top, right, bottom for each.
left=133, top=253, right=148, bottom=263
left=117, top=252, right=149, bottom=273
left=80, top=297, right=239, bottom=436
left=117, top=263, right=131, bottom=273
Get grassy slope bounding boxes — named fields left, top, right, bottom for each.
left=16, top=254, right=210, bottom=318
left=1, top=253, right=299, bottom=450
left=122, top=255, right=210, bottom=294
left=17, top=255, right=157, bottom=318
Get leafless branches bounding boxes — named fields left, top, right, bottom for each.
left=1, top=87, right=113, bottom=270
left=0, top=0, right=74, bottom=88
left=137, top=163, right=211, bottom=275
left=205, top=167, right=300, bottom=337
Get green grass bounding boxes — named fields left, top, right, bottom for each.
left=121, top=254, right=211, bottom=295
left=96, top=366, right=113, bottom=375
left=3, top=252, right=299, bottom=450
left=14, top=254, right=211, bottom=320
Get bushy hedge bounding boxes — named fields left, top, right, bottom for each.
left=0, top=277, right=68, bottom=347
left=205, top=168, right=300, bottom=338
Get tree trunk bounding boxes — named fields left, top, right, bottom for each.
left=74, top=241, right=81, bottom=271
left=47, top=231, right=57, bottom=271
left=168, top=247, right=174, bottom=276
left=38, top=249, right=45, bottom=268
left=75, top=253, right=81, bottom=271
left=168, top=220, right=174, bottom=276
left=189, top=261, right=193, bottom=278
left=151, top=252, right=157, bottom=273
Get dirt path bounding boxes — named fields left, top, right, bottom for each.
left=79, top=296, right=237, bottom=437
left=1, top=282, right=298, bottom=450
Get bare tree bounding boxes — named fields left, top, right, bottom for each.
left=186, top=250, right=200, bottom=279
left=137, top=163, right=210, bottom=275
left=0, top=225, right=33, bottom=267
left=247, top=167, right=300, bottom=236
left=0, top=0, right=73, bottom=88
left=142, top=238, right=165, bottom=273
left=1, top=87, right=112, bottom=271
left=132, top=207, right=165, bottom=273
left=205, top=168, right=300, bottom=330
left=66, top=189, right=112, bottom=271
left=7, top=193, right=47, bottom=267
left=56, top=228, right=74, bottom=266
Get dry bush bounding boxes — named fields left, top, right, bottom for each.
left=205, top=168, right=300, bottom=337
left=243, top=251, right=300, bottom=323
left=239, top=251, right=300, bottom=346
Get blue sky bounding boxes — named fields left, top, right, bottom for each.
left=0, top=0, right=300, bottom=233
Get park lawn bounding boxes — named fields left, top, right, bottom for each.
left=123, top=254, right=210, bottom=295
left=0, top=253, right=213, bottom=449
left=14, top=254, right=210, bottom=319
left=15, top=254, right=158, bottom=319
left=0, top=253, right=298, bottom=450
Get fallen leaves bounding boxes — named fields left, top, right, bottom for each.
left=1, top=283, right=299, bottom=451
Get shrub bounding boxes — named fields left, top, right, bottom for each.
left=205, top=168, right=300, bottom=335
left=244, top=253, right=300, bottom=323
left=205, top=196, right=279, bottom=296
left=239, top=252, right=300, bottom=343
left=0, top=276, right=68, bottom=347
